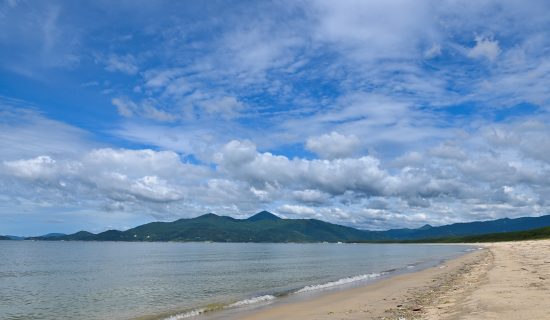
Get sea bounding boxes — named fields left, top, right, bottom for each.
left=0, top=241, right=473, bottom=320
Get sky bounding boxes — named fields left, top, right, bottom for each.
left=1, top=0, right=550, bottom=235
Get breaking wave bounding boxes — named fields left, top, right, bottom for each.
left=228, top=294, right=276, bottom=307
left=294, top=272, right=383, bottom=294
left=163, top=308, right=206, bottom=320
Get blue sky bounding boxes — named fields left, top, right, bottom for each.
left=1, top=0, right=550, bottom=235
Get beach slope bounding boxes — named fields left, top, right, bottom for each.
left=230, top=240, right=550, bottom=319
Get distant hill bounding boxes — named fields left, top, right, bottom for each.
left=377, top=215, right=550, bottom=240
left=26, top=233, right=66, bottom=240
left=411, top=226, right=550, bottom=243
left=24, top=212, right=550, bottom=243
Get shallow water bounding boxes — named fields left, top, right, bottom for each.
left=0, top=241, right=471, bottom=320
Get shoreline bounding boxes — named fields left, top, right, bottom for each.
left=144, top=240, right=550, bottom=320
left=212, top=248, right=489, bottom=320
left=209, top=240, right=550, bottom=320
left=137, top=244, right=475, bottom=320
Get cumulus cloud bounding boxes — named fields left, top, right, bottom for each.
left=3, top=113, right=550, bottom=230
left=292, top=189, right=330, bottom=205
left=278, top=204, right=316, bottom=217
left=1, top=149, right=196, bottom=209
left=3, top=156, right=61, bottom=180
left=216, top=139, right=393, bottom=196
left=306, top=132, right=360, bottom=159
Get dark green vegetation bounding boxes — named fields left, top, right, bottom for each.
left=420, top=226, right=550, bottom=243
left=26, top=233, right=66, bottom=240
left=376, top=214, right=550, bottom=240
left=29, top=211, right=370, bottom=242
left=22, top=211, right=550, bottom=243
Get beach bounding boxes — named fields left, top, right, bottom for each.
left=227, top=240, right=550, bottom=320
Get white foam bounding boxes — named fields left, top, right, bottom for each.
left=294, top=273, right=382, bottom=294
left=162, top=295, right=276, bottom=320
left=228, top=295, right=276, bottom=307
left=163, top=308, right=206, bottom=320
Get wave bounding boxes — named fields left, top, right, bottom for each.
left=163, top=308, right=206, bottom=320
left=163, top=295, right=275, bottom=320
left=293, top=272, right=383, bottom=294
left=164, top=271, right=396, bottom=319
left=228, top=294, right=276, bottom=307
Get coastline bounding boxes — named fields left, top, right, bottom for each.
left=209, top=240, right=550, bottom=320
left=211, top=247, right=489, bottom=320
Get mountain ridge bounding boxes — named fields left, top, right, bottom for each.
left=18, top=212, right=550, bottom=243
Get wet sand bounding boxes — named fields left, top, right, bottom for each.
left=227, top=240, right=550, bottom=319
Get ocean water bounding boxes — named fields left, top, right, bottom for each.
left=0, top=241, right=471, bottom=320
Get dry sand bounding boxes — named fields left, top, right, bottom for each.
left=227, top=240, right=550, bottom=320
left=431, top=240, right=550, bottom=320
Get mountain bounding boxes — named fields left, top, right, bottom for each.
left=26, top=233, right=66, bottom=240
left=45, top=211, right=372, bottom=243
left=414, top=226, right=550, bottom=243
left=25, top=212, right=550, bottom=243
left=246, top=210, right=281, bottom=222
left=40, top=233, right=66, bottom=238
left=379, top=215, right=550, bottom=240
left=4, top=235, right=25, bottom=240
left=0, top=235, right=11, bottom=240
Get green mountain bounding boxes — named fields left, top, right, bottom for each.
left=26, top=233, right=66, bottom=240
left=375, top=214, right=550, bottom=240
left=25, top=211, right=550, bottom=243
left=34, top=212, right=371, bottom=242
left=421, top=226, right=550, bottom=243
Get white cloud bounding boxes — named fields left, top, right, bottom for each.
left=310, top=0, right=437, bottom=61
left=2, top=113, right=550, bottom=230
left=278, top=204, right=316, bottom=217
left=198, top=96, right=245, bottom=119
left=141, top=102, right=178, bottom=122
left=128, top=176, right=184, bottom=202
left=1, top=148, right=205, bottom=211
left=424, top=43, right=442, bottom=59
left=0, top=104, right=97, bottom=160
left=112, top=97, right=136, bottom=117
left=292, top=189, right=330, bottom=205
left=217, top=139, right=396, bottom=197
left=3, top=1, right=550, bottom=232
left=429, top=143, right=467, bottom=160
left=104, top=54, right=138, bottom=75
left=3, top=156, right=60, bottom=180
left=467, top=36, right=501, bottom=61
left=306, top=132, right=360, bottom=159
left=111, top=97, right=177, bottom=122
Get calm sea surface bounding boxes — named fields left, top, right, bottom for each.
left=0, top=241, right=472, bottom=320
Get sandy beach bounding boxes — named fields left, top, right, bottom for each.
left=227, top=240, right=550, bottom=320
